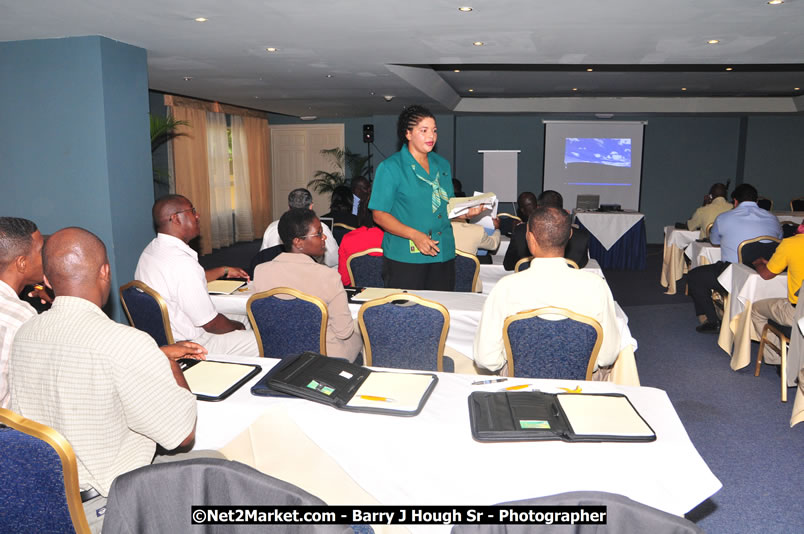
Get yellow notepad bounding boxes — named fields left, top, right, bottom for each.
left=351, top=287, right=408, bottom=302
left=207, top=280, right=246, bottom=294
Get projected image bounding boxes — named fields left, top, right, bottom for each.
left=564, top=138, right=631, bottom=168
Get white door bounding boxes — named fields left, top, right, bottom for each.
left=270, top=124, right=344, bottom=221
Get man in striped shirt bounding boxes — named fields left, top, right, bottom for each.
left=0, top=217, right=43, bottom=409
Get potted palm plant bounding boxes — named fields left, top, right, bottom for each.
left=308, top=147, right=370, bottom=194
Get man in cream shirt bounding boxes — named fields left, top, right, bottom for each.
left=686, top=182, right=732, bottom=238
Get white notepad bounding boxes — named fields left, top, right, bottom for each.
left=183, top=361, right=256, bottom=397
left=207, top=280, right=246, bottom=294
left=557, top=394, right=654, bottom=438
left=345, top=372, right=436, bottom=413
left=351, top=288, right=408, bottom=302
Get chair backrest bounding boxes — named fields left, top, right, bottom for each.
left=0, top=408, right=91, bottom=534
left=454, top=250, right=480, bottom=292
left=503, top=307, right=602, bottom=380
left=332, top=223, right=355, bottom=245
left=703, top=222, right=714, bottom=239
left=247, top=287, right=328, bottom=358
left=248, top=244, right=284, bottom=278
left=347, top=248, right=384, bottom=287
left=564, top=258, right=580, bottom=269
left=756, top=196, right=773, bottom=211
left=358, top=294, right=451, bottom=371
left=514, top=256, right=532, bottom=272
left=737, top=236, right=781, bottom=266
left=102, top=458, right=352, bottom=534
left=496, top=213, right=521, bottom=237
left=119, top=280, right=174, bottom=346
left=780, top=221, right=799, bottom=239
left=791, top=197, right=804, bottom=212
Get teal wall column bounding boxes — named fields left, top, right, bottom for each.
left=0, top=36, right=153, bottom=322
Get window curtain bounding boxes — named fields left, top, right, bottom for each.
left=242, top=115, right=272, bottom=237
left=230, top=115, right=255, bottom=242
left=168, top=104, right=214, bottom=254
left=206, top=111, right=233, bottom=249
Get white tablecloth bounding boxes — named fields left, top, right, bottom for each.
left=685, top=241, right=721, bottom=268
left=665, top=226, right=699, bottom=249
left=773, top=211, right=804, bottom=224
left=478, top=259, right=604, bottom=295
left=193, top=354, right=721, bottom=524
left=574, top=212, right=645, bottom=250
left=490, top=236, right=510, bottom=266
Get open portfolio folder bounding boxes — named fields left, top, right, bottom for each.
left=251, top=352, right=438, bottom=416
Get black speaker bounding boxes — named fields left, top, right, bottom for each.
left=362, top=124, right=374, bottom=144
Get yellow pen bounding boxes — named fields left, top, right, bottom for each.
left=358, top=395, right=395, bottom=403
left=34, top=284, right=45, bottom=291
left=503, top=384, right=530, bottom=391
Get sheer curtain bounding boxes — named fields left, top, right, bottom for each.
left=230, top=115, right=254, bottom=241
left=206, top=111, right=232, bottom=249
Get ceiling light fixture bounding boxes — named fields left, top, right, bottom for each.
left=194, top=17, right=207, bottom=22
left=183, top=76, right=193, bottom=81
left=725, top=67, right=733, bottom=71
left=473, top=41, right=484, bottom=46
left=681, top=87, right=687, bottom=91
left=767, top=0, right=783, bottom=4
left=707, top=39, right=720, bottom=44
left=468, top=88, right=474, bottom=92
left=326, top=74, right=334, bottom=78
left=586, top=68, right=593, bottom=72
left=795, top=87, right=801, bottom=91
left=458, top=7, right=473, bottom=12
left=265, top=47, right=279, bottom=52
left=454, top=69, right=461, bottom=73
left=572, top=88, right=578, bottom=91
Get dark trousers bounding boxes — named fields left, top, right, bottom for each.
left=382, top=257, right=456, bottom=291
left=687, top=261, right=730, bottom=323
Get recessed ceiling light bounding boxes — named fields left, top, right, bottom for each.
left=183, top=76, right=193, bottom=81
left=572, top=88, right=578, bottom=91
left=795, top=87, right=801, bottom=91
left=707, top=39, right=720, bottom=44
left=586, top=68, right=593, bottom=72
left=265, top=47, right=279, bottom=52
left=468, top=88, right=474, bottom=92
left=767, top=0, right=783, bottom=5
left=725, top=67, right=733, bottom=71
left=454, top=69, right=461, bottom=73
left=681, top=87, right=687, bottom=91
left=458, top=7, right=473, bottom=12
left=370, top=91, right=375, bottom=96
left=194, top=17, right=207, bottom=22
left=326, top=74, right=334, bottom=78
left=472, top=41, right=484, bottom=46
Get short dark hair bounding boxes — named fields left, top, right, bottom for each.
left=537, top=190, right=564, bottom=209
left=527, top=207, right=571, bottom=250
left=288, top=188, right=313, bottom=209
left=278, top=208, right=317, bottom=247
left=732, top=183, right=758, bottom=203
left=516, top=192, right=538, bottom=221
left=397, top=105, right=435, bottom=148
left=709, top=183, right=727, bottom=199
left=0, top=217, right=38, bottom=270
left=329, top=186, right=353, bottom=213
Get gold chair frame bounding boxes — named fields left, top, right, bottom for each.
left=736, top=235, right=781, bottom=264
left=756, top=323, right=790, bottom=402
left=703, top=222, right=714, bottom=239
left=514, top=256, right=533, bottom=272
left=502, top=306, right=603, bottom=380
left=246, top=287, right=328, bottom=357
left=119, top=280, right=175, bottom=345
left=0, top=408, right=91, bottom=534
left=346, top=247, right=383, bottom=287
left=757, top=196, right=773, bottom=211
left=333, top=222, right=356, bottom=232
left=564, top=258, right=580, bottom=269
left=497, top=213, right=522, bottom=222
left=358, top=293, right=451, bottom=371
left=455, top=250, right=480, bottom=292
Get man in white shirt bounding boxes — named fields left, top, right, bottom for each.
left=0, top=217, right=44, bottom=408
left=260, top=188, right=338, bottom=267
left=474, top=207, right=621, bottom=374
left=135, top=195, right=259, bottom=356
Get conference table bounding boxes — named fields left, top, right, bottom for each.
left=192, top=354, right=722, bottom=533
left=211, top=284, right=639, bottom=386
left=716, top=264, right=790, bottom=378
left=772, top=211, right=804, bottom=225
left=660, top=226, right=699, bottom=294
left=478, top=258, right=603, bottom=295
left=684, top=241, right=721, bottom=268
left=574, top=211, right=646, bottom=271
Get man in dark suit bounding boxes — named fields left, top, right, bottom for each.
left=504, top=190, right=590, bottom=270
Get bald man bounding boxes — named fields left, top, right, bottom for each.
left=9, top=227, right=205, bottom=532
left=135, top=195, right=259, bottom=356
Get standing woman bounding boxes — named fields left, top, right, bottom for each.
left=369, top=105, right=456, bottom=290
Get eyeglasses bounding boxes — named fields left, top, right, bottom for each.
left=172, top=207, right=197, bottom=218
left=300, top=231, right=324, bottom=239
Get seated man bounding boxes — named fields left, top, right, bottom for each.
left=253, top=209, right=363, bottom=363
left=135, top=195, right=259, bottom=356
left=504, top=190, right=590, bottom=270
left=475, top=207, right=621, bottom=375
left=451, top=213, right=501, bottom=256
left=9, top=227, right=208, bottom=532
left=687, top=183, right=782, bottom=333
left=0, top=217, right=44, bottom=409
left=261, top=188, right=338, bottom=267
left=686, top=182, right=732, bottom=238
left=750, top=231, right=804, bottom=365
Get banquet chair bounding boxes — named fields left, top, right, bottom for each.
left=0, top=408, right=91, bottom=534
left=119, top=280, right=174, bottom=346
left=454, top=250, right=480, bottom=292
left=514, top=256, right=532, bottom=272
left=358, top=293, right=452, bottom=372
left=756, top=319, right=792, bottom=402
left=497, top=213, right=521, bottom=237
left=101, top=458, right=354, bottom=534
left=790, top=197, right=804, bottom=212
left=780, top=220, right=799, bottom=238
left=703, top=222, right=714, bottom=239
left=503, top=307, right=602, bottom=380
left=332, top=222, right=356, bottom=245
left=737, top=236, right=781, bottom=266
left=756, top=196, right=773, bottom=211
left=451, top=491, right=704, bottom=534
left=564, top=258, right=580, bottom=269
left=347, top=248, right=384, bottom=287
left=248, top=244, right=284, bottom=278
left=247, top=287, right=328, bottom=358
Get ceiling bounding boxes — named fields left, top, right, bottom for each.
left=2, top=0, right=804, bottom=118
